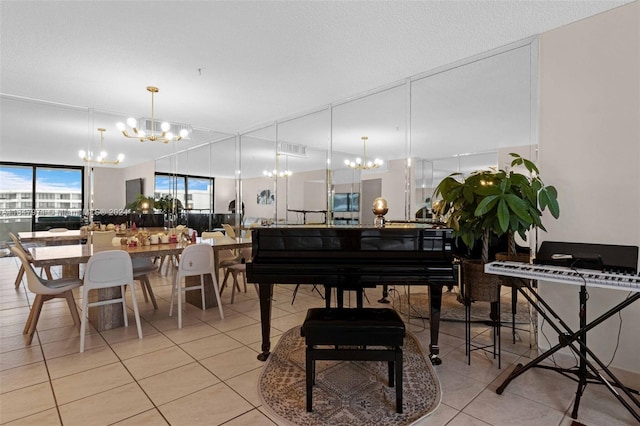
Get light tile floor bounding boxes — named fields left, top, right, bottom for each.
left=0, top=256, right=638, bottom=425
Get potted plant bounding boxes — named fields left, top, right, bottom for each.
left=124, top=194, right=155, bottom=213
left=155, top=194, right=184, bottom=226
left=433, top=152, right=560, bottom=264
left=434, top=152, right=560, bottom=339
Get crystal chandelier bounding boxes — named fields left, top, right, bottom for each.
left=344, top=136, right=383, bottom=170
left=116, top=86, right=189, bottom=143
left=78, top=128, right=124, bottom=165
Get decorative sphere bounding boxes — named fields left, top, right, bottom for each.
left=372, top=197, right=388, bottom=216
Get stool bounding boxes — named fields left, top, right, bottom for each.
left=301, top=308, right=406, bottom=413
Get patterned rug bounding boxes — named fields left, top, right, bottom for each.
left=392, top=290, right=533, bottom=323
left=258, top=326, right=441, bottom=426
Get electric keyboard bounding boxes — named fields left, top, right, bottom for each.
left=485, top=261, right=640, bottom=293
left=485, top=241, right=640, bottom=422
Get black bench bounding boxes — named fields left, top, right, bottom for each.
left=301, top=307, right=406, bottom=413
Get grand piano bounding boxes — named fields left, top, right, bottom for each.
left=246, top=225, right=457, bottom=364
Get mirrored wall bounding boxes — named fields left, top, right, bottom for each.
left=156, top=37, right=538, bottom=229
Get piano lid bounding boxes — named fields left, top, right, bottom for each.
left=536, top=241, right=638, bottom=273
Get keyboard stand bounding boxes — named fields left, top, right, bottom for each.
left=495, top=277, right=640, bottom=422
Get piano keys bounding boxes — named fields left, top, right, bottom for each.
left=246, top=225, right=457, bottom=364
left=485, top=261, right=640, bottom=292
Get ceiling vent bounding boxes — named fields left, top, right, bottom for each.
left=277, top=141, right=307, bottom=157
left=140, top=118, right=192, bottom=138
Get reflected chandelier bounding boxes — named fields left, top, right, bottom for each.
left=345, top=136, right=383, bottom=170
left=263, top=169, right=292, bottom=178
left=79, top=128, right=124, bottom=165
left=116, top=86, right=189, bottom=143
left=263, top=153, right=293, bottom=178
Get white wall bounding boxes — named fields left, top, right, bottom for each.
left=215, top=177, right=235, bottom=213
left=91, top=167, right=124, bottom=212
left=539, top=1, right=639, bottom=372
left=364, top=158, right=407, bottom=221
left=88, top=160, right=155, bottom=213
left=122, top=160, right=155, bottom=200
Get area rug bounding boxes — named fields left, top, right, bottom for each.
left=258, top=326, right=441, bottom=426
left=392, top=290, right=533, bottom=324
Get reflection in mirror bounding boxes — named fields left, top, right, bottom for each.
left=331, top=84, right=406, bottom=223
left=277, top=108, right=331, bottom=225
left=410, top=42, right=535, bottom=217
left=239, top=126, right=276, bottom=228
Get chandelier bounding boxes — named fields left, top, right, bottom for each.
left=116, top=86, right=189, bottom=143
left=78, top=128, right=124, bottom=165
left=263, top=153, right=293, bottom=178
left=263, top=169, right=292, bottom=178
left=344, top=136, right=383, bottom=170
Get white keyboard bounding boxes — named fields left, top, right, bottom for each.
left=485, top=261, right=640, bottom=293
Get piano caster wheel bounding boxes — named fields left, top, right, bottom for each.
left=429, top=354, right=442, bottom=365
left=257, top=352, right=270, bottom=361
left=378, top=297, right=390, bottom=304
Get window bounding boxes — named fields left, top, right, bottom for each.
left=155, top=173, right=214, bottom=213
left=0, top=162, right=84, bottom=243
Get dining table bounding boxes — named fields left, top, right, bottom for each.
left=28, top=236, right=252, bottom=331
left=18, top=229, right=83, bottom=244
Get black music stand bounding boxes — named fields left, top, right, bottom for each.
left=495, top=255, right=640, bottom=422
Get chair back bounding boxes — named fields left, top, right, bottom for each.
left=201, top=231, right=224, bottom=239
left=92, top=230, right=116, bottom=247
left=178, top=243, right=214, bottom=277
left=239, top=247, right=252, bottom=263
left=10, top=246, right=58, bottom=295
left=222, top=224, right=236, bottom=238
left=8, top=232, right=33, bottom=260
left=84, top=250, right=133, bottom=290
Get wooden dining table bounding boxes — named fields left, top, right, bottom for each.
left=28, top=237, right=252, bottom=331
left=18, top=229, right=83, bottom=244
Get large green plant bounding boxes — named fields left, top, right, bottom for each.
left=124, top=194, right=155, bottom=213
left=155, top=194, right=183, bottom=216
left=433, top=153, right=559, bottom=262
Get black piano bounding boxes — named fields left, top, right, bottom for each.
left=246, top=225, right=457, bottom=364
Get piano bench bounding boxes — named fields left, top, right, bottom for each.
left=301, top=307, right=406, bottom=413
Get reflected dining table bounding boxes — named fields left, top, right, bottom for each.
left=27, top=237, right=252, bottom=331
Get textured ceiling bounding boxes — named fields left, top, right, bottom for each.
left=0, top=0, right=633, bottom=173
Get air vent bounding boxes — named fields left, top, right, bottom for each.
left=140, top=118, right=192, bottom=138
left=277, top=141, right=307, bottom=157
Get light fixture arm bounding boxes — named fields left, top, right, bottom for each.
left=344, top=135, right=383, bottom=170
left=117, top=86, right=189, bottom=144
left=361, top=136, right=368, bottom=166
left=78, top=128, right=124, bottom=165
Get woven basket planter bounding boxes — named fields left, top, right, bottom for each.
left=461, top=259, right=502, bottom=304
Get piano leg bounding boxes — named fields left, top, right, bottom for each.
left=378, top=284, right=390, bottom=304
left=428, top=284, right=443, bottom=365
left=257, top=282, right=274, bottom=361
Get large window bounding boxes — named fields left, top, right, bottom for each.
left=154, top=173, right=214, bottom=213
left=0, top=162, right=84, bottom=245
left=154, top=173, right=215, bottom=233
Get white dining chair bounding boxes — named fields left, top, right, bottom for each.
left=169, top=243, right=224, bottom=328
left=80, top=250, right=142, bottom=352
left=10, top=246, right=82, bottom=345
